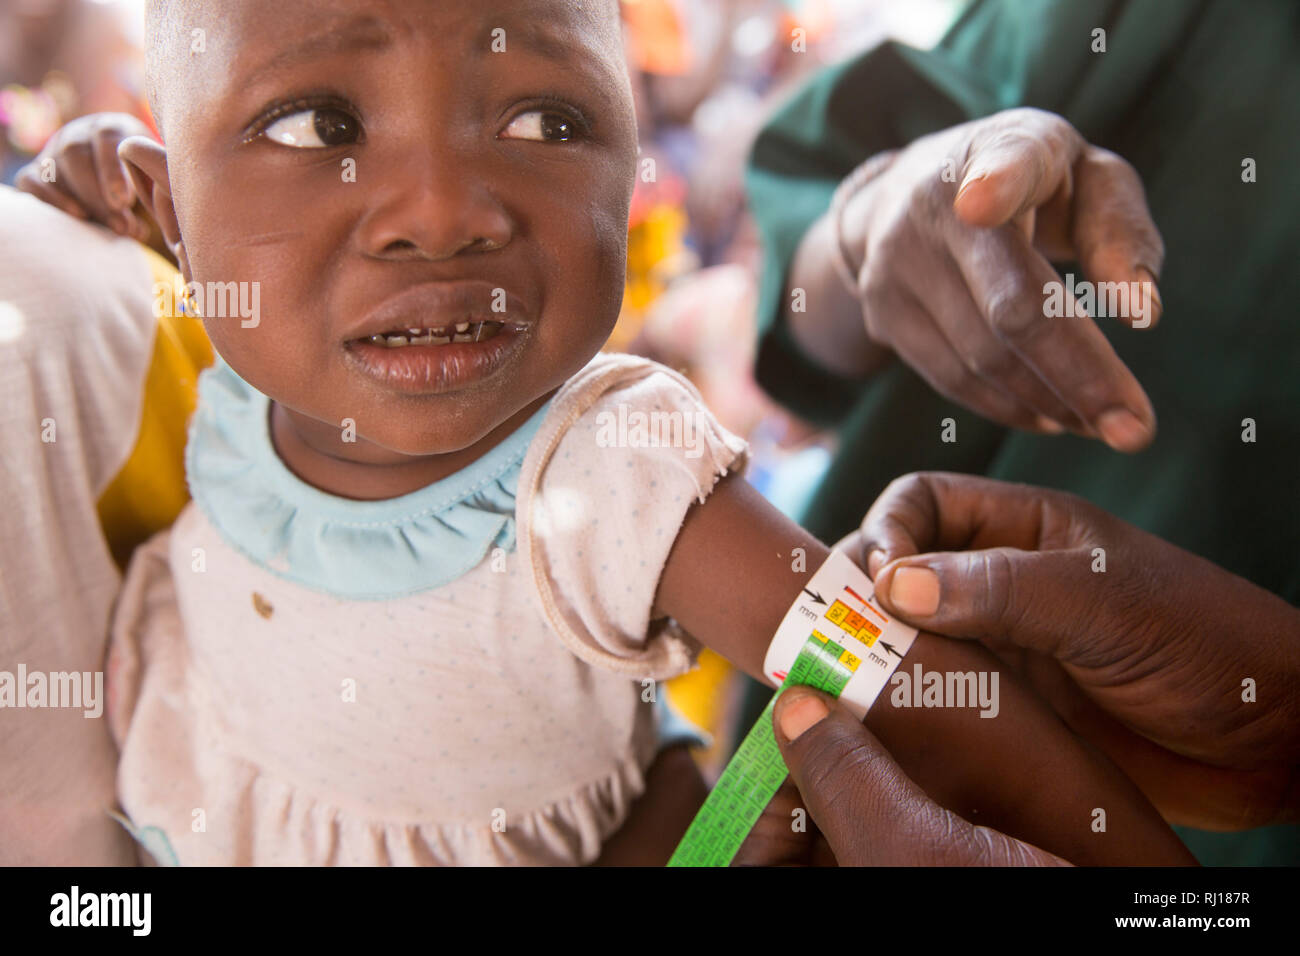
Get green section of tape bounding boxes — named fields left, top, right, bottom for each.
left=667, top=632, right=855, bottom=867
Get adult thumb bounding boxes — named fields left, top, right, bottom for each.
left=871, top=547, right=1116, bottom=663
left=773, top=687, right=1069, bottom=866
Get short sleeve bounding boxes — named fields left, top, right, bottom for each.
left=516, top=354, right=748, bottom=680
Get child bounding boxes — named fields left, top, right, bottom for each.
left=101, top=0, right=1193, bottom=865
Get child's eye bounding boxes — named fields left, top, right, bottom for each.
left=263, top=107, right=361, bottom=148
left=500, top=109, right=583, bottom=143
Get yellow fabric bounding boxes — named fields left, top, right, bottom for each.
left=608, top=201, right=689, bottom=353
left=96, top=253, right=213, bottom=569
left=666, top=648, right=737, bottom=775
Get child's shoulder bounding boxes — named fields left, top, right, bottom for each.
left=529, top=351, right=747, bottom=489
left=547, top=350, right=702, bottom=412
left=515, top=353, right=748, bottom=680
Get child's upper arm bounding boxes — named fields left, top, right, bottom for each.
left=654, top=472, right=830, bottom=682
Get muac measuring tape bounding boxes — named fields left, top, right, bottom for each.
left=668, top=549, right=918, bottom=867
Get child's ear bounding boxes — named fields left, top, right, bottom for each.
left=118, top=136, right=193, bottom=282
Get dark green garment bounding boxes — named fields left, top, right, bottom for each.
left=744, top=0, right=1300, bottom=865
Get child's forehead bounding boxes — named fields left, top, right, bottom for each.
left=175, top=0, right=620, bottom=61
left=152, top=0, right=624, bottom=128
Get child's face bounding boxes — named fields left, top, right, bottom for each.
left=161, top=0, right=636, bottom=457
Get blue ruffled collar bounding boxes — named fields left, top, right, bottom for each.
left=186, top=359, right=549, bottom=600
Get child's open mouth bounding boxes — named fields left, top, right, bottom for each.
left=343, top=318, right=528, bottom=393
left=358, top=320, right=505, bottom=346
left=341, top=282, right=533, bottom=393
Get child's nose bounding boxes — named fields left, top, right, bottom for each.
left=355, top=146, right=514, bottom=262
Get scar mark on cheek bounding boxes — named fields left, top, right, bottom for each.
left=233, top=230, right=305, bottom=247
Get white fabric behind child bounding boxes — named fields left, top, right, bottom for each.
left=0, top=187, right=153, bottom=866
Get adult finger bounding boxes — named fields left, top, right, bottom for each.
left=57, top=143, right=122, bottom=229
left=92, top=129, right=136, bottom=236
left=860, top=278, right=1049, bottom=435
left=13, top=164, right=90, bottom=221
left=129, top=206, right=154, bottom=243
left=856, top=471, right=1070, bottom=576
left=733, top=778, right=837, bottom=866
left=953, top=221, right=1157, bottom=452
left=899, top=249, right=1082, bottom=431
left=93, top=128, right=134, bottom=210
left=1071, top=146, right=1165, bottom=329
left=773, top=687, right=1069, bottom=866
left=856, top=474, right=1116, bottom=655
left=870, top=536, right=1166, bottom=675
left=852, top=478, right=932, bottom=580
left=953, top=108, right=1084, bottom=228
left=872, top=547, right=1085, bottom=651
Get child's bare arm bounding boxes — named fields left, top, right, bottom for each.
left=655, top=474, right=1195, bottom=865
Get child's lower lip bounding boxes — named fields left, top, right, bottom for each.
left=342, top=324, right=527, bottom=393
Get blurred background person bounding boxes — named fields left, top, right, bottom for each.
left=1, top=0, right=151, bottom=182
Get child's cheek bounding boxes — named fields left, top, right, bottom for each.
left=585, top=199, right=632, bottom=319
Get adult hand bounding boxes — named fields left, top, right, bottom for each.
left=760, top=686, right=1069, bottom=866
left=15, top=112, right=155, bottom=242
left=820, top=108, right=1163, bottom=451
left=844, top=472, right=1300, bottom=830
left=732, top=776, right=837, bottom=867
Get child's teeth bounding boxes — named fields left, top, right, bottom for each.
left=362, top=322, right=504, bottom=347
